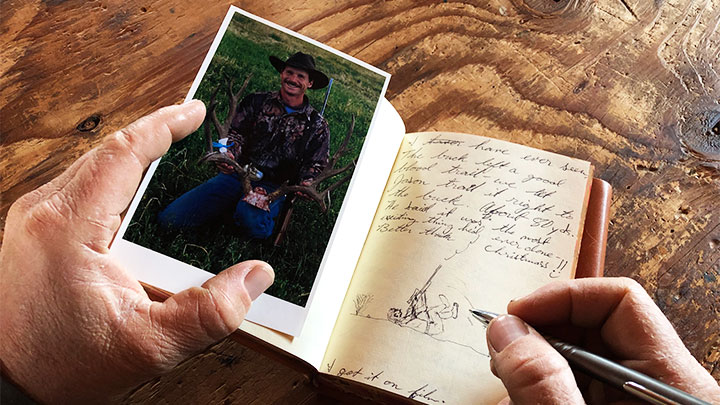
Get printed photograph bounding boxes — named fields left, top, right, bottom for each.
left=123, top=9, right=389, bottom=308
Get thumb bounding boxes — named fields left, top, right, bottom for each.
left=487, top=315, right=584, bottom=405
left=152, top=260, right=274, bottom=355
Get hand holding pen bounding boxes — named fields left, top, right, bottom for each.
left=477, top=278, right=719, bottom=405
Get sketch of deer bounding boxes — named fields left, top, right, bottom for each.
left=198, top=75, right=357, bottom=213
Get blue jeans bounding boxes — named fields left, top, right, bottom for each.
left=158, top=173, right=286, bottom=239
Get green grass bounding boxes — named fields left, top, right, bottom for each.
left=124, top=13, right=387, bottom=307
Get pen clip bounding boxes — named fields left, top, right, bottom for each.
left=623, top=381, right=680, bottom=405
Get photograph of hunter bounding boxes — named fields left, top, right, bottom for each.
left=158, top=52, right=341, bottom=239
left=123, top=11, right=388, bottom=307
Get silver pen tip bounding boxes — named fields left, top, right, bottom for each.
left=470, top=309, right=499, bottom=325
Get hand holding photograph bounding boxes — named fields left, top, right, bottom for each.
left=112, top=7, right=392, bottom=338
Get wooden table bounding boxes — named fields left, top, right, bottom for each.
left=2, top=0, right=719, bottom=402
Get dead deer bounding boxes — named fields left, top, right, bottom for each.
left=198, top=76, right=357, bottom=213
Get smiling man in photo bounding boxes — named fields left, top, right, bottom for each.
left=158, top=52, right=331, bottom=238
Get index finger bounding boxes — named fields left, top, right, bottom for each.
left=507, top=277, right=685, bottom=359
left=509, top=278, right=720, bottom=400
left=507, top=277, right=653, bottom=327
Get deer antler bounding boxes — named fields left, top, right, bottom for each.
left=265, top=115, right=357, bottom=212
left=198, top=75, right=357, bottom=213
left=200, top=74, right=252, bottom=156
left=198, top=74, right=253, bottom=194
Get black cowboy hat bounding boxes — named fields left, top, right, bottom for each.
left=269, top=52, right=329, bottom=89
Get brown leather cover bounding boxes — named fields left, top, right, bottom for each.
left=575, top=178, right=612, bottom=278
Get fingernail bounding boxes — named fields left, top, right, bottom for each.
left=244, top=264, right=274, bottom=300
left=510, top=293, right=529, bottom=303
left=488, top=315, right=529, bottom=352
left=182, top=99, right=206, bottom=113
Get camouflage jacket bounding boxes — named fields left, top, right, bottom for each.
left=227, top=91, right=329, bottom=184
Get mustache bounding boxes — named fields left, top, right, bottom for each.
left=283, top=79, right=300, bottom=87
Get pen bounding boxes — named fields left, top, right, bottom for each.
left=470, top=309, right=710, bottom=405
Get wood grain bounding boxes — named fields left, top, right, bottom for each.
left=1, top=0, right=718, bottom=402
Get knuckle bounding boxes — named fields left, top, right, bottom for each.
left=503, top=350, right=579, bottom=404
left=160, top=287, right=249, bottom=345
left=504, top=349, right=568, bottom=389
left=201, top=287, right=251, bottom=339
left=108, top=113, right=170, bottom=169
left=616, top=276, right=641, bottom=288
left=107, top=127, right=146, bottom=167
left=116, top=123, right=142, bottom=149
left=617, top=277, right=647, bottom=298
left=7, top=190, right=39, bottom=221
left=21, top=192, right=75, bottom=237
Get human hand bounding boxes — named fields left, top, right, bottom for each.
left=216, top=151, right=236, bottom=174
left=485, top=277, right=720, bottom=404
left=0, top=101, right=274, bottom=403
left=296, top=179, right=314, bottom=200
